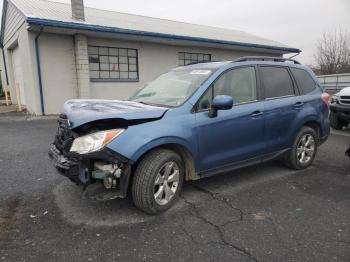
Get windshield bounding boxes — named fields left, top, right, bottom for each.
left=129, top=68, right=213, bottom=107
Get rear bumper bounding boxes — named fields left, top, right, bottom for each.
left=330, top=103, right=350, bottom=122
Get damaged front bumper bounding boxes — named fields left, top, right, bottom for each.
left=48, top=144, right=132, bottom=198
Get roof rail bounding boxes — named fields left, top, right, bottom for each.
left=233, top=56, right=301, bottom=65
left=184, top=61, right=212, bottom=66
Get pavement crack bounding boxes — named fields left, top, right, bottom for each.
left=191, top=184, right=244, bottom=222
left=180, top=193, right=258, bottom=262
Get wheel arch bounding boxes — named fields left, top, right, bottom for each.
left=130, top=138, right=199, bottom=182
left=303, top=120, right=321, bottom=140
left=294, top=115, right=323, bottom=140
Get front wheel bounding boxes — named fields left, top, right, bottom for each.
left=132, top=149, right=184, bottom=214
left=284, top=127, right=318, bottom=170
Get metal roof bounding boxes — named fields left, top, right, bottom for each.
left=5, top=0, right=301, bottom=53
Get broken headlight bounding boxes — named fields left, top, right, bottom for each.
left=70, top=129, right=124, bottom=154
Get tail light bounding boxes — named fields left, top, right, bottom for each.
left=321, top=93, right=330, bottom=107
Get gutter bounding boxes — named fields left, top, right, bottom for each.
left=26, top=17, right=301, bottom=54
left=35, top=26, right=45, bottom=115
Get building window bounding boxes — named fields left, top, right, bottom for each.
left=88, top=46, right=139, bottom=82
left=178, top=52, right=211, bottom=66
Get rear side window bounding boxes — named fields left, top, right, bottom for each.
left=290, top=68, right=316, bottom=95
left=260, top=66, right=295, bottom=99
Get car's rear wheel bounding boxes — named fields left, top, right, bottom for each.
left=330, top=112, right=347, bottom=130
left=284, top=127, right=318, bottom=170
left=132, top=149, right=184, bottom=214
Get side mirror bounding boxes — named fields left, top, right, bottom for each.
left=209, top=95, right=233, bottom=118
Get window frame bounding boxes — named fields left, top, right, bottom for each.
left=289, top=67, right=317, bottom=95
left=193, top=65, right=261, bottom=113
left=258, top=65, right=299, bottom=100
left=88, top=45, right=139, bottom=83
left=178, top=52, right=212, bottom=66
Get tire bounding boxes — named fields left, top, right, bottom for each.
left=132, top=149, right=184, bottom=214
left=330, top=112, right=347, bottom=130
left=284, top=127, right=318, bottom=170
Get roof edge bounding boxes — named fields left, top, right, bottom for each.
left=1, top=0, right=27, bottom=46
left=26, top=17, right=301, bottom=54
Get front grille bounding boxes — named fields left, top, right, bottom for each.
left=339, top=96, right=350, bottom=105
left=54, top=114, right=74, bottom=154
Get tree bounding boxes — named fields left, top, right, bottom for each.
left=313, top=29, right=350, bottom=75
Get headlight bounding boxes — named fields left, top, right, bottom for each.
left=70, top=129, right=124, bottom=154
left=331, top=95, right=339, bottom=104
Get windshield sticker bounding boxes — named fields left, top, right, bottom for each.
left=190, top=70, right=212, bottom=75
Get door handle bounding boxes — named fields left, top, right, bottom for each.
left=251, top=111, right=264, bottom=118
left=294, top=102, right=304, bottom=108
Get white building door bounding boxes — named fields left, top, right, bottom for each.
left=11, top=46, right=26, bottom=106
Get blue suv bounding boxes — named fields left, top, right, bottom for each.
left=49, top=56, right=330, bottom=214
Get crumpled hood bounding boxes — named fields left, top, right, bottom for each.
left=63, top=99, right=168, bottom=128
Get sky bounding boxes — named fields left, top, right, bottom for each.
left=1, top=0, right=350, bottom=65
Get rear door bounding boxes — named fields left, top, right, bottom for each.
left=259, top=66, right=301, bottom=152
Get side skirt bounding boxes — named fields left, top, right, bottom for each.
left=199, top=149, right=290, bottom=178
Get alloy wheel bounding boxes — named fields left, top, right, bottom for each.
left=296, top=134, right=315, bottom=164
left=153, top=161, right=180, bottom=205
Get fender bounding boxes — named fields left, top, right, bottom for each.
left=292, top=114, right=323, bottom=141
left=130, top=136, right=197, bottom=164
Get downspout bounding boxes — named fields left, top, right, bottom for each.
left=35, top=26, right=45, bottom=115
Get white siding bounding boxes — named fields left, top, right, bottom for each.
left=3, top=2, right=25, bottom=46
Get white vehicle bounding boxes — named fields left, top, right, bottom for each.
left=330, top=87, right=350, bottom=130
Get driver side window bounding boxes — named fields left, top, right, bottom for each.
left=198, top=67, right=257, bottom=110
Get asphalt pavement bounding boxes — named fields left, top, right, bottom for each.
left=0, top=117, right=349, bottom=262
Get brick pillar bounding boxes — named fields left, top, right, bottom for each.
left=74, top=34, right=90, bottom=99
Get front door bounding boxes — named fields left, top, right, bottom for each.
left=195, top=66, right=265, bottom=172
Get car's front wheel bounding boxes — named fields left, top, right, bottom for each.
left=132, top=149, right=184, bottom=214
left=284, top=127, right=318, bottom=170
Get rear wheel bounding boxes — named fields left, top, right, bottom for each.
left=284, top=127, right=318, bottom=170
left=132, top=149, right=184, bottom=214
left=330, top=112, right=347, bottom=130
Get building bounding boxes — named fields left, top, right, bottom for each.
left=0, top=0, right=300, bottom=115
